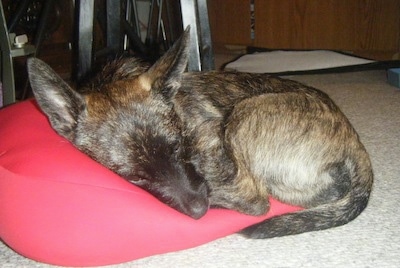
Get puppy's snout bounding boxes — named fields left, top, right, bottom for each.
left=187, top=195, right=209, bottom=219
left=179, top=162, right=209, bottom=219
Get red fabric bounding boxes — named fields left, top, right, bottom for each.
left=0, top=100, right=301, bottom=266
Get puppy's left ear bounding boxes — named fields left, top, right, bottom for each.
left=28, top=58, right=86, bottom=141
left=139, top=26, right=190, bottom=95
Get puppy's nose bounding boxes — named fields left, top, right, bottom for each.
left=187, top=197, right=209, bottom=219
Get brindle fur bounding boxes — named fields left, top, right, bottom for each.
left=28, top=28, right=373, bottom=238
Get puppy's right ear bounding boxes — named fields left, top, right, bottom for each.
left=27, top=58, right=86, bottom=140
left=139, top=26, right=190, bottom=97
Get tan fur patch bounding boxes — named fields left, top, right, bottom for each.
left=138, top=74, right=152, bottom=92
left=107, top=79, right=151, bottom=104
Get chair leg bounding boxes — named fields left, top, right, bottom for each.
left=197, top=0, right=214, bottom=71
left=1, top=53, right=16, bottom=106
left=180, top=0, right=202, bottom=71
left=106, top=0, right=122, bottom=53
left=74, top=0, right=95, bottom=83
left=179, top=0, right=214, bottom=71
left=1, top=1, right=16, bottom=106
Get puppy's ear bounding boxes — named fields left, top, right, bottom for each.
left=139, top=26, right=190, bottom=96
left=27, top=58, right=86, bottom=140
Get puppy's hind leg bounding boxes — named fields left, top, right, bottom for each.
left=208, top=102, right=271, bottom=216
left=209, top=167, right=271, bottom=216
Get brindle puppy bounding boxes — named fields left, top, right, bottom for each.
left=28, top=28, right=373, bottom=238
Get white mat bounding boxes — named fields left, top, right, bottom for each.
left=225, top=50, right=375, bottom=73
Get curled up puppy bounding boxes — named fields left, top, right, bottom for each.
left=28, top=27, right=373, bottom=239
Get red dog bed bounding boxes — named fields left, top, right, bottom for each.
left=0, top=100, right=301, bottom=266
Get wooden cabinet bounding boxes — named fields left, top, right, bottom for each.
left=208, top=0, right=400, bottom=60
left=208, top=0, right=252, bottom=45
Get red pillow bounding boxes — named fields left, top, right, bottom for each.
left=0, top=100, right=301, bottom=266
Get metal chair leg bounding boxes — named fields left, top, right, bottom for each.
left=73, top=0, right=95, bottom=82
left=180, top=0, right=214, bottom=72
left=197, top=0, right=214, bottom=71
left=0, top=0, right=35, bottom=106
left=180, top=0, right=201, bottom=71
left=106, top=0, right=122, bottom=53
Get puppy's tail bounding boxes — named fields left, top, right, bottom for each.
left=240, top=156, right=373, bottom=239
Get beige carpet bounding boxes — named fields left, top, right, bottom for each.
left=1, top=70, right=399, bottom=267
